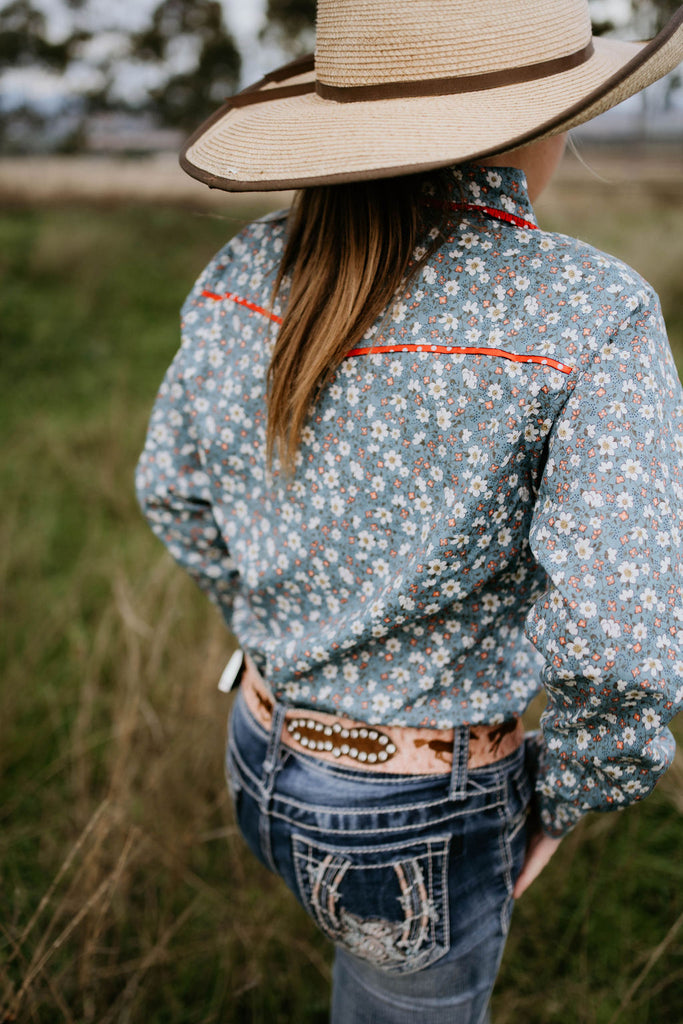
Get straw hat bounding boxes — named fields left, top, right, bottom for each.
left=181, top=0, right=683, bottom=192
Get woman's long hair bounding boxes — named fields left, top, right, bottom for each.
left=267, top=172, right=451, bottom=472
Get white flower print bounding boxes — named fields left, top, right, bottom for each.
left=642, top=708, right=661, bottom=731
left=615, top=492, right=634, bottom=511
left=428, top=378, right=448, bottom=399
left=371, top=693, right=393, bottom=715
left=486, top=303, right=507, bottom=323
left=581, top=489, right=602, bottom=509
left=576, top=729, right=590, bottom=750
left=621, top=458, right=643, bottom=481
left=574, top=539, right=594, bottom=561
left=136, top=166, right=683, bottom=842
left=439, top=312, right=459, bottom=331
left=465, top=256, right=486, bottom=276
left=562, top=265, right=583, bottom=284
left=469, top=475, right=488, bottom=497
left=554, top=512, right=576, bottom=535
left=617, top=561, right=639, bottom=584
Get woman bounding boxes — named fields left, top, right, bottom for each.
left=136, top=2, right=683, bottom=1021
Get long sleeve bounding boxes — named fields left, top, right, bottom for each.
left=135, top=282, right=240, bottom=624
left=525, top=286, right=683, bottom=837
left=133, top=174, right=681, bottom=750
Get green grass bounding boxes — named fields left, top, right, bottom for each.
left=0, top=186, right=682, bottom=1022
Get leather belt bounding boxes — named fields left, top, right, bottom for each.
left=240, top=658, right=524, bottom=775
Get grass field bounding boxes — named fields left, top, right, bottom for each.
left=1, top=165, right=682, bottom=1022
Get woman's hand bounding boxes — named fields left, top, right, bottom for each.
left=513, top=831, right=563, bottom=898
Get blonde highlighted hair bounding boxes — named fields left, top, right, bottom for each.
left=267, top=172, right=452, bottom=472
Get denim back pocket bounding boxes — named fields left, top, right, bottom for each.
left=292, top=833, right=451, bottom=974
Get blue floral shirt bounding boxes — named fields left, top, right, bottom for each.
left=136, top=165, right=683, bottom=836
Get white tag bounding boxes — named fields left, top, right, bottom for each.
left=217, top=649, right=244, bottom=693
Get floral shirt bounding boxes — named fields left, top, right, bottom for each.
left=136, top=164, right=683, bottom=837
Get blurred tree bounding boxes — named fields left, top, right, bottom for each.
left=261, top=0, right=315, bottom=55
left=0, top=0, right=79, bottom=72
left=261, top=0, right=680, bottom=48
left=259, top=0, right=678, bottom=50
left=0, top=1, right=89, bottom=152
left=631, top=0, right=680, bottom=32
left=590, top=19, right=616, bottom=35
left=0, top=0, right=241, bottom=149
left=131, top=0, right=241, bottom=129
left=628, top=0, right=680, bottom=110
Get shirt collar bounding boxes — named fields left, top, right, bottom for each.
left=442, top=163, right=538, bottom=229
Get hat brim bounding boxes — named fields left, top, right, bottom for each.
left=181, top=11, right=683, bottom=192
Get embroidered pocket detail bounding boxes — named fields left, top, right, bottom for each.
left=292, top=834, right=451, bottom=974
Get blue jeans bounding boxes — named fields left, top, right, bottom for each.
left=226, top=687, right=532, bottom=1024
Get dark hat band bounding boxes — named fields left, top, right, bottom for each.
left=230, top=41, right=595, bottom=109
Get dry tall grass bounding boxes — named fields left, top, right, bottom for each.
left=3, top=458, right=681, bottom=1022
left=1, top=157, right=682, bottom=1021
left=1, top=544, right=331, bottom=1021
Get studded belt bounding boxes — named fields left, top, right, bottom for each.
left=240, top=658, right=524, bottom=775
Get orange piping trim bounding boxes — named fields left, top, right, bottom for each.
left=202, top=291, right=573, bottom=373
left=425, top=200, right=539, bottom=231
left=202, top=289, right=283, bottom=323
left=347, top=343, right=573, bottom=373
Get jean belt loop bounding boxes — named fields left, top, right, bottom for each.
left=258, top=697, right=288, bottom=872
left=448, top=725, right=470, bottom=800
left=263, top=698, right=287, bottom=782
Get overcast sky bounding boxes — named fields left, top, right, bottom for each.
left=5, top=0, right=636, bottom=76
left=3, top=0, right=272, bottom=79
left=0, top=0, right=282, bottom=106
left=1, top=0, right=264, bottom=36
left=0, top=0, right=665, bottom=111
left=7, top=0, right=634, bottom=33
